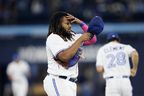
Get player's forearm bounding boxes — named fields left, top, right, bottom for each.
left=96, top=66, right=104, bottom=73
left=58, top=38, right=83, bottom=62
left=131, top=51, right=139, bottom=70
left=8, top=75, right=13, bottom=81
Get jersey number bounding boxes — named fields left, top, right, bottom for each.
left=106, top=52, right=126, bottom=68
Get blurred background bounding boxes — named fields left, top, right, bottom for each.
left=0, top=0, right=144, bottom=96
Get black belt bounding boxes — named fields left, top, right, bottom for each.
left=48, top=73, right=77, bottom=83
left=59, top=76, right=77, bottom=83
left=105, top=76, right=129, bottom=80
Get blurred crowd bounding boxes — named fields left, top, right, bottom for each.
left=0, top=0, right=144, bottom=24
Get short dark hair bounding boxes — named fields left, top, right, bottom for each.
left=107, top=37, right=120, bottom=42
left=47, top=11, right=74, bottom=41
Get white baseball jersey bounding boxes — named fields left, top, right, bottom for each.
left=96, top=42, right=136, bottom=78
left=7, top=60, right=30, bottom=82
left=6, top=60, right=30, bottom=96
left=46, top=33, right=82, bottom=78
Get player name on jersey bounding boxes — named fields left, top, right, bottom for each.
left=104, top=46, right=124, bottom=53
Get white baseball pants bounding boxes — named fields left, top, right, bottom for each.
left=106, top=78, right=132, bottom=96
left=43, top=75, right=77, bottom=96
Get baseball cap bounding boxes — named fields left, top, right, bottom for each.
left=87, top=16, right=104, bottom=36
left=12, top=53, right=20, bottom=60
left=107, top=32, right=120, bottom=41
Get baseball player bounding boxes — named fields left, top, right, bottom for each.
left=96, top=32, right=139, bottom=96
left=43, top=11, right=99, bottom=96
left=6, top=54, right=30, bottom=96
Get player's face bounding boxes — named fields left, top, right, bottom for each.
left=61, top=16, right=71, bottom=32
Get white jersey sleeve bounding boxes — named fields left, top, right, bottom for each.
left=21, top=61, right=30, bottom=76
left=125, top=45, right=136, bottom=57
left=96, top=48, right=104, bottom=67
left=6, top=63, right=13, bottom=76
left=46, top=34, right=68, bottom=57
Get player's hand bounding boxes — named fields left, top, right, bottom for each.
left=80, top=33, right=92, bottom=42
left=130, top=68, right=137, bottom=77
left=66, top=14, right=81, bottom=24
